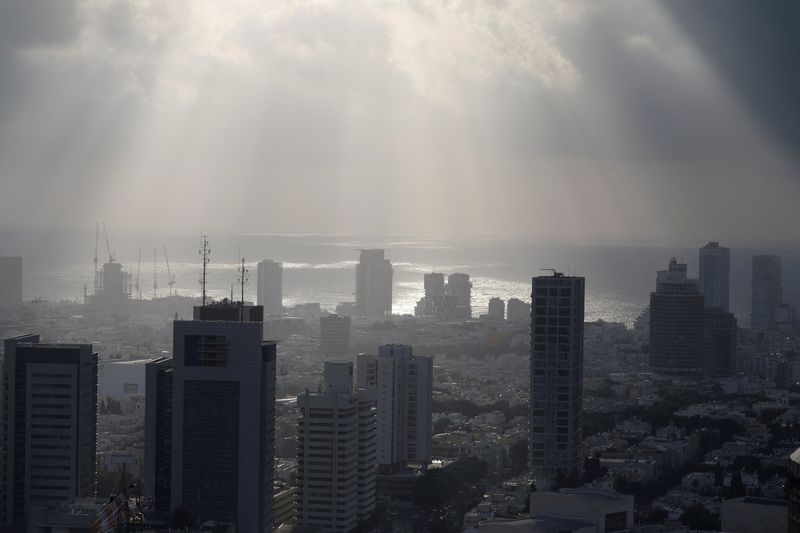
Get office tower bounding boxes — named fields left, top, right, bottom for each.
left=1, top=335, right=97, bottom=527
left=703, top=308, right=737, bottom=375
left=530, top=273, right=585, bottom=477
left=649, top=259, right=704, bottom=374
left=506, top=297, right=531, bottom=323
left=355, top=249, right=393, bottom=317
left=296, top=361, right=376, bottom=531
left=751, top=255, right=783, bottom=330
left=0, top=257, right=22, bottom=306
left=257, top=259, right=283, bottom=315
left=144, top=307, right=276, bottom=531
left=319, top=314, right=351, bottom=359
left=446, top=273, right=472, bottom=319
left=488, top=298, right=505, bottom=320
left=699, top=242, right=730, bottom=311
left=359, top=344, right=433, bottom=469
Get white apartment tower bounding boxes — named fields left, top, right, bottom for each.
left=530, top=273, right=585, bottom=477
left=296, top=361, right=376, bottom=532
left=257, top=259, right=283, bottom=315
left=358, top=345, right=433, bottom=469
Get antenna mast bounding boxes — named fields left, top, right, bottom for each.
left=152, top=248, right=158, bottom=299
left=237, top=257, right=248, bottom=322
left=199, top=235, right=210, bottom=309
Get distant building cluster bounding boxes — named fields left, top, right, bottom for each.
left=414, top=272, right=472, bottom=320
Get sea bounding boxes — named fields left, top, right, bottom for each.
left=3, top=228, right=799, bottom=327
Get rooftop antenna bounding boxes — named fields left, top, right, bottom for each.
left=199, top=235, right=210, bottom=309
left=135, top=248, right=142, bottom=299
left=164, top=245, right=176, bottom=296
left=152, top=247, right=158, bottom=299
left=237, top=257, right=248, bottom=322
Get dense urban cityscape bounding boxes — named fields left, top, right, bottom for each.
left=0, top=238, right=798, bottom=532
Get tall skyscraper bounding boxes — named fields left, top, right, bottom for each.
left=530, top=273, right=585, bottom=477
left=359, top=344, right=433, bottom=469
left=2, top=335, right=97, bottom=527
left=0, top=257, right=22, bottom=307
left=649, top=259, right=704, bottom=374
left=507, top=297, right=531, bottom=323
left=319, top=314, right=351, bottom=359
left=487, top=298, right=505, bottom=320
left=703, top=308, right=737, bottom=375
left=446, top=273, right=472, bottom=319
left=257, top=259, right=283, bottom=315
left=355, top=249, right=393, bottom=317
left=751, top=254, right=783, bottom=330
left=144, top=306, right=276, bottom=531
left=699, top=242, right=730, bottom=311
left=296, top=361, right=376, bottom=531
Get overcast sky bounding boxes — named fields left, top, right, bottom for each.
left=0, top=0, right=797, bottom=245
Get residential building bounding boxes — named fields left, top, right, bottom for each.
left=257, top=259, right=284, bottom=315
left=355, top=249, right=392, bottom=317
left=296, top=361, right=376, bottom=531
left=1, top=335, right=98, bottom=528
left=487, top=298, right=505, bottom=321
left=446, top=273, right=472, bottom=319
left=319, top=314, right=351, bottom=359
left=699, top=242, right=730, bottom=311
left=0, top=256, right=22, bottom=306
left=506, top=298, right=530, bottom=324
left=530, top=272, right=585, bottom=477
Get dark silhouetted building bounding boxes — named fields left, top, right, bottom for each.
left=0, top=257, right=22, bottom=307
left=1, top=335, right=97, bottom=528
left=751, top=255, right=783, bottom=331
left=699, top=242, right=730, bottom=311
left=144, top=307, right=276, bottom=531
left=319, top=314, right=351, bottom=359
left=507, top=297, right=530, bottom=323
left=257, top=259, right=283, bottom=315
left=355, top=249, right=393, bottom=317
left=446, top=273, right=472, bottom=319
left=703, top=308, right=737, bottom=375
left=649, top=259, right=704, bottom=375
left=487, top=298, right=505, bottom=321
left=530, top=272, right=584, bottom=478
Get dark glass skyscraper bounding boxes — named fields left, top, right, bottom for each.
left=699, top=242, right=730, bottom=311
left=751, top=255, right=782, bottom=330
left=530, top=272, right=584, bottom=477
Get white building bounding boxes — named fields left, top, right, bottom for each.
left=296, top=361, right=376, bottom=532
left=359, top=344, right=433, bottom=469
left=257, top=259, right=284, bottom=315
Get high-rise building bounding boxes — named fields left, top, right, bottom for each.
left=144, top=307, right=276, bottom=531
left=319, top=314, right=351, bottom=359
left=446, top=273, right=472, bottom=319
left=649, top=259, right=704, bottom=375
left=296, top=361, right=376, bottom=531
left=257, top=259, right=283, bottom=315
left=0, top=257, right=22, bottom=307
left=703, top=308, right=737, bottom=375
left=355, top=249, right=393, bottom=317
left=506, top=298, right=531, bottom=323
left=751, top=255, right=783, bottom=331
left=530, top=273, right=585, bottom=477
left=487, top=298, right=505, bottom=321
left=699, top=242, right=730, bottom=311
left=359, top=344, right=433, bottom=469
left=1, top=335, right=97, bottom=527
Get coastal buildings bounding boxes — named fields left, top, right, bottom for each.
left=506, top=298, right=530, bottom=324
left=414, top=272, right=472, bottom=321
left=751, top=255, right=783, bottom=331
left=144, top=305, right=277, bottom=531
left=530, top=272, right=585, bottom=477
left=257, top=259, right=284, bottom=315
left=699, top=242, right=730, bottom=311
left=296, top=361, right=376, bottom=531
left=1, top=335, right=98, bottom=528
left=487, top=298, right=505, bottom=321
left=447, top=273, right=472, bottom=319
left=649, top=259, right=704, bottom=375
left=355, top=249, right=393, bottom=317
left=320, top=314, right=351, bottom=359
left=0, top=257, right=22, bottom=307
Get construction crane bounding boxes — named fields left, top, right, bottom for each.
left=135, top=249, right=142, bottom=299
left=152, top=248, right=158, bottom=299
left=102, top=222, right=115, bottom=263
left=163, top=245, right=176, bottom=296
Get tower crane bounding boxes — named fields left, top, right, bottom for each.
left=163, top=245, right=176, bottom=296
left=102, top=222, right=115, bottom=263
left=152, top=248, right=158, bottom=299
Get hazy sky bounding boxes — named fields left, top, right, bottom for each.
left=0, top=0, right=797, bottom=245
